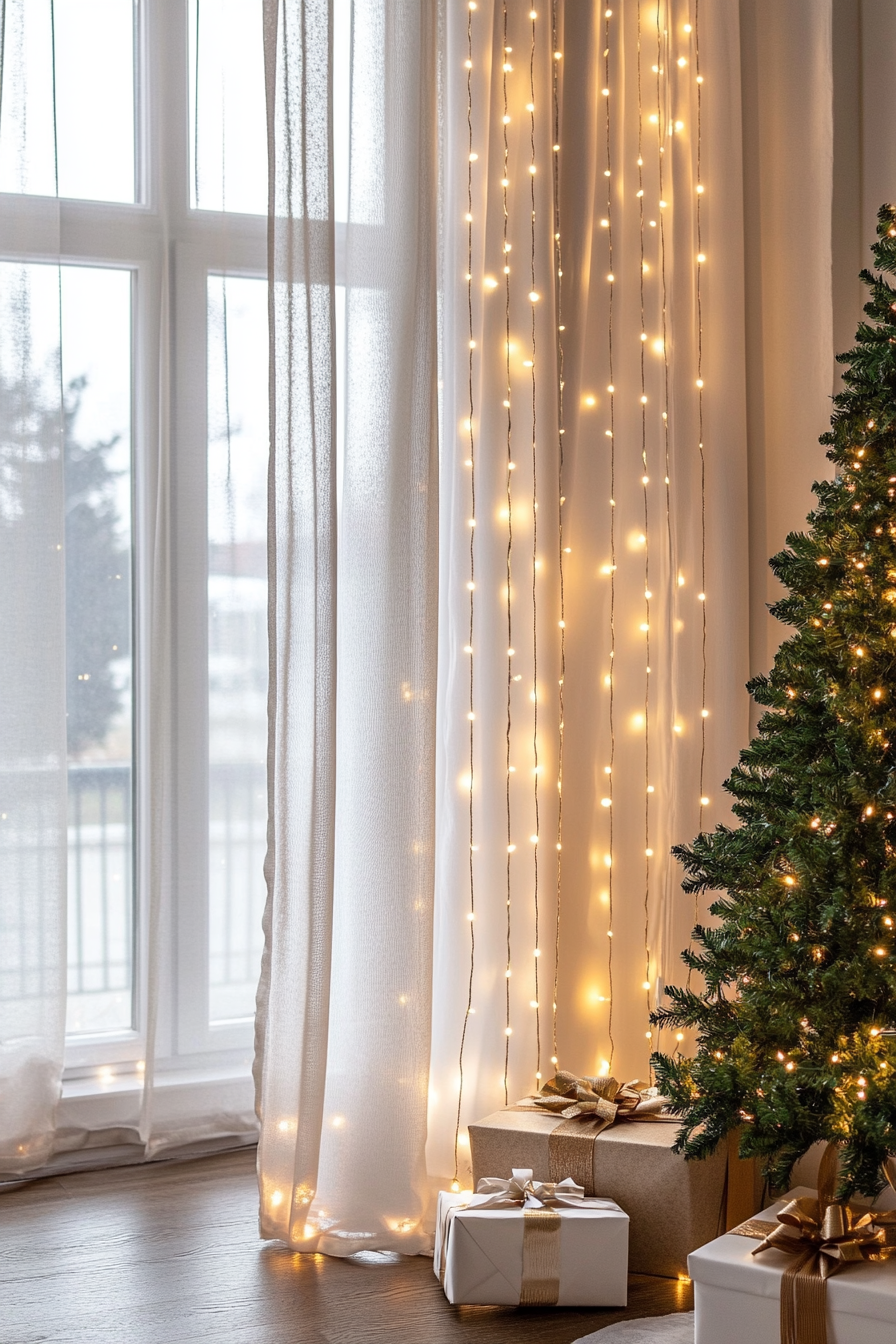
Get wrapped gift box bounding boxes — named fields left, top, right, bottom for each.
left=435, top=1182, right=628, bottom=1307
left=469, top=1106, right=754, bottom=1279
left=689, top=1186, right=896, bottom=1344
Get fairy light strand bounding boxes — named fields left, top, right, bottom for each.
left=696, top=3, right=707, bottom=832
left=503, top=0, right=514, bottom=1106
left=550, top=0, right=565, bottom=1076
left=637, top=0, right=653, bottom=1050
left=453, top=0, right=478, bottom=1188
left=657, top=8, right=673, bottom=591
left=604, top=1, right=616, bottom=1071
left=688, top=0, right=708, bottom=988
left=528, top=7, right=542, bottom=1086
left=654, top=0, right=672, bottom=1061
left=687, top=0, right=709, bottom=989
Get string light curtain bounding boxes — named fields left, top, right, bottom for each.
left=427, top=0, right=833, bottom=1190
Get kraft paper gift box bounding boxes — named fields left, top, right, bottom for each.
left=434, top=1172, right=629, bottom=1307
left=469, top=1100, right=757, bottom=1279
left=689, top=1186, right=896, bottom=1344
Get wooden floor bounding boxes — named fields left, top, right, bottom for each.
left=0, top=1148, right=693, bottom=1344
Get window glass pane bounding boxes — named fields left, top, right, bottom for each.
left=186, top=0, right=345, bottom=220
left=0, top=263, right=134, bottom=1037
left=189, top=0, right=266, bottom=214
left=207, top=275, right=267, bottom=1024
left=0, top=0, right=136, bottom=203
left=63, top=267, right=133, bottom=1036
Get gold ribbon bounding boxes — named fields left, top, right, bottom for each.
left=512, top=1071, right=674, bottom=1196
left=519, top=1208, right=562, bottom=1306
left=440, top=1169, right=617, bottom=1306
left=731, top=1143, right=896, bottom=1344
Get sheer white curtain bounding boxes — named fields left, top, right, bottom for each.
left=257, top=0, right=837, bottom=1244
left=255, top=0, right=439, bottom=1252
left=0, top=3, right=78, bottom=1173
left=0, top=176, right=67, bottom=1174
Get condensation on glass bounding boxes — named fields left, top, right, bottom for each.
left=207, top=275, right=268, bottom=1024
left=0, top=262, right=134, bottom=1036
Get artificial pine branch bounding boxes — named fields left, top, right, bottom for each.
left=651, top=206, right=896, bottom=1199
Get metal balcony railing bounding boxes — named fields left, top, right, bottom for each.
left=1, top=762, right=266, bottom=1029
left=67, top=764, right=133, bottom=1000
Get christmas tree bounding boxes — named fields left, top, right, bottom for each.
left=652, top=205, right=896, bottom=1198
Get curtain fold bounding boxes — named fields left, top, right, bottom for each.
left=0, top=243, right=67, bottom=1172
left=256, top=0, right=440, bottom=1253
left=739, top=0, right=834, bottom=688
left=0, top=5, right=68, bottom=1174
left=255, top=0, right=338, bottom=1241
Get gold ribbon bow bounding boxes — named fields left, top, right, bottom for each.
left=733, top=1143, right=896, bottom=1344
left=473, top=1169, right=591, bottom=1210
left=528, top=1071, right=672, bottom=1124
left=512, top=1071, right=674, bottom=1196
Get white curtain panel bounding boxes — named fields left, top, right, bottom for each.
left=257, top=0, right=834, bottom=1247
left=0, top=204, right=67, bottom=1170
left=255, top=0, right=440, bottom=1252
left=0, top=2, right=68, bottom=1172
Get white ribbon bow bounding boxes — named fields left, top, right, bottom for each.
left=468, top=1168, right=616, bottom=1211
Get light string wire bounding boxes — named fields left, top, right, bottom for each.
left=550, top=0, right=565, bottom=1076
left=603, top=3, right=616, bottom=1070
left=219, top=77, right=236, bottom=552
left=193, top=0, right=201, bottom=205
left=50, top=0, right=65, bottom=635
left=216, top=9, right=236, bottom=553
left=636, top=0, right=653, bottom=1058
left=653, top=0, right=672, bottom=1060
left=0, top=3, right=8, bottom=140
left=656, top=7, right=672, bottom=631
left=688, top=0, right=707, bottom=990
left=502, top=0, right=514, bottom=1106
left=528, top=6, right=541, bottom=1086
left=452, top=0, right=477, bottom=1188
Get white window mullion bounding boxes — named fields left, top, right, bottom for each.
left=172, top=238, right=213, bottom=1055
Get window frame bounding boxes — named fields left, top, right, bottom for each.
left=0, top=0, right=269, bottom=1085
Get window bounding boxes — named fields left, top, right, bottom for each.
left=0, top=0, right=269, bottom=1096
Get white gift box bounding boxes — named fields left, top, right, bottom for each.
left=434, top=1176, right=629, bottom=1307
left=689, top=1186, right=896, bottom=1344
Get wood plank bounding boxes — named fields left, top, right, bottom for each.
left=0, top=1149, right=693, bottom=1343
